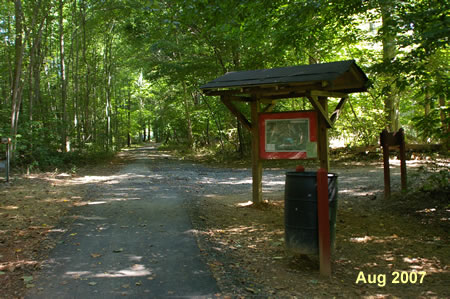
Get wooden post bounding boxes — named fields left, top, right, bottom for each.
left=317, top=97, right=329, bottom=171
left=1, top=138, right=11, bottom=182
left=315, top=96, right=331, bottom=276
left=317, top=168, right=331, bottom=277
left=381, top=130, right=391, bottom=199
left=250, top=98, right=262, bottom=205
left=398, top=128, right=407, bottom=191
left=380, top=128, right=408, bottom=197
left=380, top=129, right=407, bottom=198
left=6, top=140, right=10, bottom=182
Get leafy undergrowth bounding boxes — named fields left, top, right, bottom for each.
left=189, top=174, right=449, bottom=298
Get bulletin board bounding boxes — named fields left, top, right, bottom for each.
left=259, top=111, right=317, bottom=159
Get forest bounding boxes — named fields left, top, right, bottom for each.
left=0, top=1, right=449, bottom=297
left=0, top=0, right=448, bottom=169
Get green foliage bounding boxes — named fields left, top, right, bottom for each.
left=412, top=107, right=450, bottom=142
left=0, top=0, right=448, bottom=170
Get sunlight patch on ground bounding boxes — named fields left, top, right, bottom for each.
left=184, top=229, right=201, bottom=236
left=350, top=234, right=400, bottom=244
left=101, top=197, right=141, bottom=202
left=145, top=153, right=171, bottom=158
left=198, top=176, right=284, bottom=187
left=204, top=194, right=221, bottom=199
left=87, top=196, right=142, bottom=204
left=236, top=201, right=253, bottom=207
left=361, top=293, right=392, bottom=299
left=0, top=260, right=40, bottom=272
left=262, top=180, right=285, bottom=186
left=350, top=236, right=373, bottom=243
left=0, top=205, right=19, bottom=210
left=401, top=257, right=448, bottom=273
left=94, top=264, right=152, bottom=278
left=217, top=178, right=252, bottom=185
left=66, top=173, right=164, bottom=185
left=87, top=201, right=107, bottom=205
left=55, top=173, right=71, bottom=178
left=126, top=255, right=143, bottom=262
left=340, top=190, right=378, bottom=196
left=72, top=174, right=128, bottom=184
left=65, top=264, right=152, bottom=279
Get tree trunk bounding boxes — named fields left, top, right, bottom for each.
left=439, top=94, right=448, bottom=148
left=104, top=26, right=114, bottom=150
left=81, top=0, right=90, bottom=145
left=148, top=119, right=152, bottom=142
left=237, top=119, right=244, bottom=157
left=381, top=2, right=399, bottom=132
left=59, top=0, right=68, bottom=152
left=127, top=89, right=131, bottom=147
left=72, top=0, right=81, bottom=148
left=10, top=0, right=25, bottom=155
left=28, top=1, right=47, bottom=152
left=205, top=117, right=210, bottom=145
left=182, top=81, right=193, bottom=148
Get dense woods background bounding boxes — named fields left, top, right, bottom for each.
left=0, top=0, right=448, bottom=169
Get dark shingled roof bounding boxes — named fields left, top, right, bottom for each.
left=200, top=60, right=369, bottom=93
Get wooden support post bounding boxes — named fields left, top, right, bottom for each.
left=308, top=94, right=333, bottom=128
left=330, top=97, right=348, bottom=124
left=1, top=138, right=11, bottom=182
left=6, top=141, right=10, bottom=182
left=380, top=128, right=407, bottom=198
left=317, top=168, right=331, bottom=277
left=250, top=98, right=262, bottom=206
left=262, top=101, right=276, bottom=113
left=398, top=128, right=407, bottom=191
left=317, top=97, right=329, bottom=171
left=380, top=129, right=391, bottom=199
left=221, top=96, right=252, bottom=131
left=316, top=97, right=331, bottom=277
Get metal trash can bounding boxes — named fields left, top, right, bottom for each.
left=285, top=171, right=338, bottom=255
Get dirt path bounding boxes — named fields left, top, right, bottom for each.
left=26, top=145, right=219, bottom=298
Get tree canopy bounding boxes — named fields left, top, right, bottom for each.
left=0, top=0, right=448, bottom=168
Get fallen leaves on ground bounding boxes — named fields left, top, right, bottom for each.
left=0, top=155, right=125, bottom=298
left=190, top=187, right=450, bottom=298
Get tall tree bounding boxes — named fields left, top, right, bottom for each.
left=380, top=0, right=399, bottom=131
left=10, top=0, right=26, bottom=154
left=59, top=0, right=68, bottom=152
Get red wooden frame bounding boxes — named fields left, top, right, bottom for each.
left=259, top=111, right=317, bottom=160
